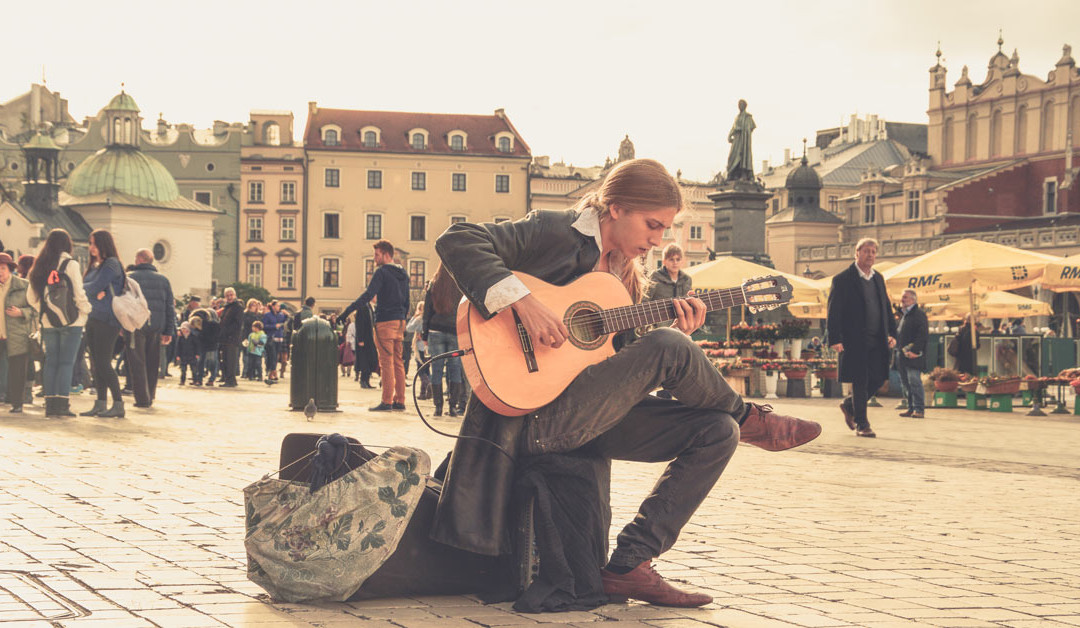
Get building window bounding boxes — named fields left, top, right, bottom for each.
left=365, top=259, right=375, bottom=285
left=363, top=130, right=377, bottom=148
left=247, top=216, right=263, bottom=241
left=663, top=227, right=672, bottom=240
left=410, top=215, right=426, bottom=241
left=194, top=191, right=211, bottom=205
left=411, top=133, right=426, bottom=150
left=450, top=135, right=464, bottom=151
left=281, top=181, right=296, bottom=203
left=689, top=225, right=703, bottom=240
left=367, top=170, right=382, bottom=189
left=247, top=261, right=263, bottom=287
left=280, top=261, right=295, bottom=289
left=828, top=195, right=839, bottom=213
left=324, top=129, right=339, bottom=146
left=280, top=216, right=296, bottom=241
left=863, top=194, right=877, bottom=224
left=264, top=122, right=280, bottom=146
left=906, top=190, right=921, bottom=220
left=1045, top=179, right=1058, bottom=214
left=450, top=215, right=466, bottom=225
left=325, top=168, right=340, bottom=188
left=452, top=172, right=467, bottom=191
left=495, top=174, right=510, bottom=193
left=322, top=258, right=339, bottom=287
left=411, top=172, right=426, bottom=191
left=409, top=260, right=426, bottom=289
left=498, top=136, right=511, bottom=153
left=324, top=213, right=340, bottom=239
left=366, top=214, right=382, bottom=240
left=248, top=181, right=263, bottom=203
left=772, top=198, right=780, bottom=212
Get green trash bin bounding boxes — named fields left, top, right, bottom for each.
left=290, top=317, right=338, bottom=411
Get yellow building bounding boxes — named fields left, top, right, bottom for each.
left=303, top=104, right=531, bottom=312
left=240, top=110, right=305, bottom=309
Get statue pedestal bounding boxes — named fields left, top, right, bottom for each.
left=709, top=180, right=772, bottom=264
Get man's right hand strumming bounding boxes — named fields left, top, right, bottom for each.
left=512, top=293, right=568, bottom=349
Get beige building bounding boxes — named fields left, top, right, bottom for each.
left=303, top=104, right=531, bottom=312
left=240, top=111, right=305, bottom=308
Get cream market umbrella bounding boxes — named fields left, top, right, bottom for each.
left=799, top=261, right=902, bottom=318
left=882, top=238, right=1060, bottom=298
left=923, top=291, right=1052, bottom=320
left=684, top=256, right=823, bottom=304
left=1041, top=253, right=1080, bottom=292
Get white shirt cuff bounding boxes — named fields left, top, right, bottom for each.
left=484, top=274, right=531, bottom=314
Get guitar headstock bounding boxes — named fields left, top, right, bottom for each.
left=742, top=275, right=794, bottom=313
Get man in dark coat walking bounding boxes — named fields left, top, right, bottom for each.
left=126, top=249, right=176, bottom=407
left=827, top=238, right=897, bottom=437
left=895, top=289, right=929, bottom=418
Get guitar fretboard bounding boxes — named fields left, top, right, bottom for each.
left=597, top=287, right=747, bottom=335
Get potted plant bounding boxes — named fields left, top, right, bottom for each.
left=929, top=367, right=962, bottom=393
left=781, top=360, right=809, bottom=380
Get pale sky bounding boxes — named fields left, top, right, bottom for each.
left=3, top=0, right=1078, bottom=182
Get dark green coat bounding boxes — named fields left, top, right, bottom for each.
left=2, top=275, right=36, bottom=356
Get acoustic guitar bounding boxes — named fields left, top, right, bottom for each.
left=456, top=271, right=793, bottom=416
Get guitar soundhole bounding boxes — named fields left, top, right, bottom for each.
left=565, top=302, right=606, bottom=351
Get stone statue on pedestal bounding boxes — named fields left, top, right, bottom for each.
left=725, top=99, right=756, bottom=183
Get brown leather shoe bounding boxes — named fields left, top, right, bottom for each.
left=602, top=560, right=712, bottom=607
left=910, top=411, right=925, bottom=419
left=856, top=426, right=876, bottom=437
left=740, top=403, right=821, bottom=452
left=840, top=401, right=856, bottom=430
left=898, top=410, right=914, bottom=417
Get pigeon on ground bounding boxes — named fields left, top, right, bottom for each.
left=304, top=398, right=317, bottom=421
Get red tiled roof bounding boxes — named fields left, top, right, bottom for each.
left=304, top=107, right=531, bottom=157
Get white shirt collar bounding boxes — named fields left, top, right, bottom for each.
left=571, top=209, right=604, bottom=255
left=856, top=264, right=875, bottom=281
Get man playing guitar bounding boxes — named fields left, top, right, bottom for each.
left=432, top=158, right=821, bottom=607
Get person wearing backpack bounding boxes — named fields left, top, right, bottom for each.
left=81, top=229, right=126, bottom=418
left=126, top=249, right=176, bottom=408
left=26, top=230, right=92, bottom=418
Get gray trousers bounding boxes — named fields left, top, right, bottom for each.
left=528, top=327, right=744, bottom=568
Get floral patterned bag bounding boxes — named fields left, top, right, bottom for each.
left=244, top=446, right=430, bottom=602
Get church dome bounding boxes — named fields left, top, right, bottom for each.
left=105, top=91, right=141, bottom=113
left=64, top=146, right=179, bottom=202
left=785, top=156, right=821, bottom=190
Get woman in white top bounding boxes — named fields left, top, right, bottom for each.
left=26, top=229, right=92, bottom=418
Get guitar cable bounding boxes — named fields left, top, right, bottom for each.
left=411, top=348, right=515, bottom=462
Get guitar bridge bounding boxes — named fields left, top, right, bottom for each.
left=512, top=311, right=539, bottom=373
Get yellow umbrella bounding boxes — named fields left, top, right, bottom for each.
left=923, top=291, right=1052, bottom=320
left=1041, top=253, right=1080, bottom=292
left=883, top=238, right=1060, bottom=298
left=684, top=256, right=823, bottom=304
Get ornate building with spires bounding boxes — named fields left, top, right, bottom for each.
left=760, top=39, right=1080, bottom=281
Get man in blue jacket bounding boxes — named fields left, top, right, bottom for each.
left=340, top=239, right=410, bottom=411
left=127, top=249, right=176, bottom=407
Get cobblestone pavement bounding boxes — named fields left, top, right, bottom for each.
left=1, top=374, right=1079, bottom=627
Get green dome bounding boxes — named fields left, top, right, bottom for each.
left=23, top=131, right=60, bottom=151
left=64, top=147, right=179, bottom=202
left=106, top=91, right=140, bottom=113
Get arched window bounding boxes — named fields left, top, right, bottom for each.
left=412, top=133, right=426, bottom=150
left=498, top=136, right=511, bottom=153
left=113, top=118, right=122, bottom=143
left=1041, top=101, right=1055, bottom=152
left=363, top=130, right=377, bottom=148
left=264, top=122, right=280, bottom=146
left=124, top=118, right=133, bottom=144
left=965, top=113, right=978, bottom=161
left=324, top=129, right=339, bottom=145
left=990, top=109, right=1003, bottom=157
left=942, top=116, right=953, bottom=164
left=1016, top=105, right=1029, bottom=154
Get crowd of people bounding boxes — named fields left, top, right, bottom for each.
left=0, top=228, right=468, bottom=419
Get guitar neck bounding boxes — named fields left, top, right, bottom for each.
left=600, top=287, right=746, bottom=334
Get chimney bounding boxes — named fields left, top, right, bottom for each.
left=157, top=115, right=168, bottom=135
left=762, top=159, right=769, bottom=171
left=784, top=148, right=791, bottom=164
left=308, top=101, right=318, bottom=116
left=213, top=120, right=227, bottom=136
left=494, top=108, right=506, bottom=119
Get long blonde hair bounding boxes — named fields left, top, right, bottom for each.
left=575, top=159, right=684, bottom=303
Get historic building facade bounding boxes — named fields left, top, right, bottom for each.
left=303, top=104, right=531, bottom=312
left=0, top=83, right=242, bottom=287
left=239, top=111, right=305, bottom=309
